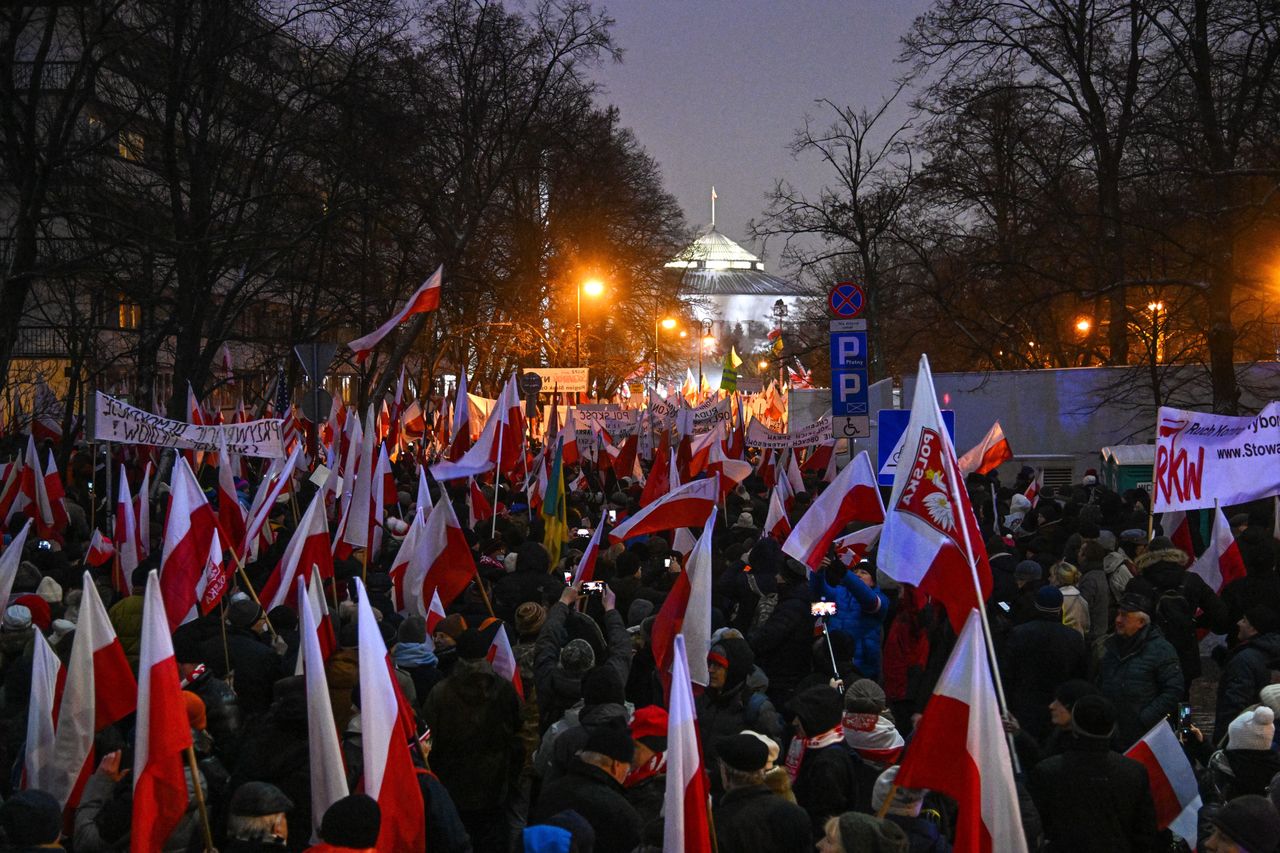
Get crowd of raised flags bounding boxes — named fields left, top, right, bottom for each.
left=0, top=271, right=1275, bottom=850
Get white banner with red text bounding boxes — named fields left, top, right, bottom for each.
left=1152, top=403, right=1280, bottom=512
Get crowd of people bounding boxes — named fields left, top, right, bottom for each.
left=0, top=439, right=1279, bottom=852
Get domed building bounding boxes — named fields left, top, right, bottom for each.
left=665, top=226, right=806, bottom=350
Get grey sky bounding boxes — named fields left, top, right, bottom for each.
left=593, top=0, right=934, bottom=271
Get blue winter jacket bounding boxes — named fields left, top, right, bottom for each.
left=813, top=569, right=889, bottom=678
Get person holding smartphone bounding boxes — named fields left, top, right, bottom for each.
left=813, top=555, right=889, bottom=680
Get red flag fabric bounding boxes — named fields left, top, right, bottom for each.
left=24, top=632, right=60, bottom=793
left=762, top=485, right=792, bottom=542
left=651, top=508, right=716, bottom=686
left=297, top=578, right=348, bottom=839
left=896, top=609, right=1026, bottom=852
left=131, top=570, right=193, bottom=853
left=662, top=634, right=713, bottom=853
left=571, top=516, right=605, bottom=586
left=608, top=478, right=718, bottom=544
left=85, top=529, right=115, bottom=568
left=957, top=420, right=1013, bottom=476
left=1159, top=510, right=1194, bottom=556
left=486, top=626, right=524, bottom=698
left=158, top=458, right=217, bottom=630
left=639, top=438, right=672, bottom=507
left=261, top=493, right=333, bottom=611
left=446, top=373, right=471, bottom=461
left=1123, top=719, right=1201, bottom=839
left=416, top=495, right=477, bottom=609
left=833, top=524, right=883, bottom=567
left=349, top=265, right=442, bottom=363
left=354, top=578, right=426, bottom=850
left=781, top=452, right=884, bottom=569
left=424, top=589, right=446, bottom=635
left=113, top=466, right=140, bottom=595
left=216, top=439, right=246, bottom=559
left=879, top=356, right=993, bottom=633
left=1189, top=506, right=1246, bottom=592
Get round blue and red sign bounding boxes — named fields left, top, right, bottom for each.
left=828, top=281, right=866, bottom=319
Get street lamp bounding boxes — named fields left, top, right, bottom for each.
left=1075, top=317, right=1092, bottom=334
left=576, top=278, right=605, bottom=368
left=654, top=316, right=677, bottom=392
left=1147, top=301, right=1164, bottom=363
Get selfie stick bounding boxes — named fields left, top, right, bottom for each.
left=818, top=613, right=842, bottom=694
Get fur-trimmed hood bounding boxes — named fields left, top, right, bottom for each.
left=1135, top=547, right=1188, bottom=574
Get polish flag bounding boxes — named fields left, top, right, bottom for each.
left=782, top=452, right=884, bottom=569
left=446, top=373, right=472, bottom=461
left=1023, top=469, right=1043, bottom=509
left=85, top=529, right=115, bottom=568
left=354, top=578, right=426, bottom=850
left=672, top=527, right=697, bottom=559
left=783, top=447, right=804, bottom=496
left=416, top=466, right=433, bottom=513
left=609, top=478, right=718, bottom=545
left=241, top=448, right=300, bottom=561
left=879, top=356, right=993, bottom=633
left=957, top=421, right=1013, bottom=476
left=297, top=578, right=348, bottom=841
left=756, top=447, right=777, bottom=489
left=431, top=374, right=522, bottom=481
left=0, top=458, right=22, bottom=525
left=1124, top=719, right=1201, bottom=841
left=896, top=609, right=1026, bottom=852
left=47, top=572, right=137, bottom=810
left=388, top=509, right=424, bottom=614
left=1159, top=509, right=1194, bottom=557
left=0, top=520, right=33, bottom=608
left=131, top=570, right=193, bottom=853
left=260, top=492, right=334, bottom=611
left=415, top=496, right=477, bottom=610
left=486, top=626, right=524, bottom=698
left=571, top=516, right=605, bottom=586
left=468, top=477, right=494, bottom=528
left=639, top=444, right=672, bottom=507
left=113, top=468, right=139, bottom=594
left=348, top=265, right=442, bottom=363
left=21, top=436, right=60, bottom=541
left=24, top=632, right=60, bottom=792
left=216, top=437, right=246, bottom=559
left=662, top=634, right=713, bottom=853
left=136, top=463, right=152, bottom=559
left=1189, top=506, right=1246, bottom=592
left=652, top=507, right=716, bottom=686
left=707, top=437, right=751, bottom=500
left=801, top=440, right=836, bottom=474
left=338, top=411, right=363, bottom=520
left=424, top=589, right=446, bottom=634
left=158, top=457, right=217, bottom=631
left=833, top=523, right=884, bottom=567
left=685, top=429, right=720, bottom=479
left=42, top=454, right=70, bottom=536
left=762, top=485, right=792, bottom=542
left=342, top=406, right=378, bottom=552
left=369, top=443, right=395, bottom=558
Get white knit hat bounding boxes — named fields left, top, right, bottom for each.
left=1259, top=684, right=1280, bottom=716
left=1227, top=706, right=1276, bottom=751
left=35, top=576, right=62, bottom=605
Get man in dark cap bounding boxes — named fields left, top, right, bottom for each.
left=1028, top=695, right=1158, bottom=851
left=1215, top=604, right=1280, bottom=736
left=1203, top=794, right=1280, bottom=853
left=530, top=723, right=643, bottom=853
left=712, top=733, right=811, bottom=853
left=1096, top=592, right=1183, bottom=747
left=312, top=794, right=380, bottom=852
left=0, top=789, right=63, bottom=850
left=225, top=781, right=292, bottom=851
left=786, top=685, right=868, bottom=835
left=1001, top=585, right=1088, bottom=741
left=199, top=597, right=285, bottom=716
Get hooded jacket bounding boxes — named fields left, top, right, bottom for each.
left=1128, top=547, right=1229, bottom=680
left=749, top=578, right=814, bottom=701
left=696, top=638, right=785, bottom=767
left=1214, top=631, right=1280, bottom=736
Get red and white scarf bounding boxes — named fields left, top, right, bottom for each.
left=841, top=711, right=904, bottom=767
left=784, top=726, right=843, bottom=781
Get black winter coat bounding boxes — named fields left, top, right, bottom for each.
left=791, top=744, right=864, bottom=838
left=200, top=627, right=284, bottom=717
left=1128, top=553, right=1229, bottom=680
left=492, top=566, right=563, bottom=626
left=1000, top=616, right=1088, bottom=741
left=1214, top=631, right=1280, bottom=736
left=1028, top=738, right=1158, bottom=853
left=713, top=785, right=812, bottom=853
left=748, top=580, right=813, bottom=701
left=533, top=602, right=630, bottom=731
left=531, top=760, right=643, bottom=853
left=1096, top=625, right=1183, bottom=748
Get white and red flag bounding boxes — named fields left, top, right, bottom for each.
left=957, top=421, right=1013, bottom=476
left=354, top=577, right=427, bottom=849
left=879, top=356, right=993, bottom=632
left=42, top=453, right=70, bottom=536
left=297, top=578, right=348, bottom=841
left=783, top=447, right=804, bottom=496
left=260, top=492, right=334, bottom=611
left=136, top=462, right=152, bottom=559
left=1124, top=719, right=1201, bottom=841
left=707, top=437, right=751, bottom=500
left=416, top=466, right=433, bottom=513
left=342, top=406, right=378, bottom=553
left=486, top=626, right=524, bottom=698
left=1189, top=505, right=1246, bottom=592
left=47, top=572, right=137, bottom=810
left=431, top=374, right=522, bottom=481
left=85, top=529, right=115, bottom=568
left=23, top=632, right=60, bottom=792
left=833, top=523, right=884, bottom=567
left=158, top=457, right=217, bottom=630
left=1159, top=509, right=1194, bottom=556
left=19, top=436, right=59, bottom=541
left=782, top=451, right=883, bottom=569
left=571, top=516, right=605, bottom=586
left=662, top=633, right=713, bottom=853
left=762, top=485, right=792, bottom=542
left=1023, top=469, right=1043, bottom=509
left=639, top=445, right=673, bottom=507
left=651, top=507, right=716, bottom=686
left=467, top=477, right=495, bottom=528
left=608, top=477, right=718, bottom=544
left=446, top=372, right=472, bottom=461
left=415, top=495, right=478, bottom=610
left=216, top=435, right=246, bottom=559
left=241, top=447, right=301, bottom=560
left=0, top=520, right=32, bottom=608
left=896, top=609, right=1026, bottom=853
left=424, top=589, right=446, bottom=634
left=348, top=265, right=442, bottom=363
left=388, top=509, right=424, bottom=614
left=131, top=570, right=194, bottom=853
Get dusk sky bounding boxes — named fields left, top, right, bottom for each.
left=593, top=0, right=935, bottom=271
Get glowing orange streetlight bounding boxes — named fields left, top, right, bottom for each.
left=576, top=278, right=605, bottom=366
left=1075, top=318, right=1092, bottom=334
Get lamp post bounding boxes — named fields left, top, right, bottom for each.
left=654, top=316, right=677, bottom=392
left=576, top=278, right=604, bottom=368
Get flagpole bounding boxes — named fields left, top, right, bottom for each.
left=492, top=394, right=506, bottom=539
left=944, top=469, right=1022, bottom=774
left=185, top=745, right=216, bottom=852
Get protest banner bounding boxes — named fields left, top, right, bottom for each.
left=1152, top=403, right=1280, bottom=512
left=93, top=392, right=286, bottom=458
left=521, top=367, right=589, bottom=394
left=745, top=416, right=832, bottom=449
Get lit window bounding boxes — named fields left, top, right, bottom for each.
left=118, top=130, right=144, bottom=161
left=118, top=294, right=141, bottom=329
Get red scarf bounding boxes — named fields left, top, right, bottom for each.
left=783, top=726, right=843, bottom=781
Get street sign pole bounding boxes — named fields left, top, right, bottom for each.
left=294, top=343, right=337, bottom=459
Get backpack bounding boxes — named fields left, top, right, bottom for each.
left=1154, top=584, right=1196, bottom=657
left=746, top=574, right=778, bottom=632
